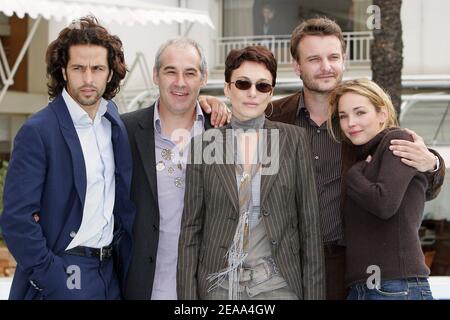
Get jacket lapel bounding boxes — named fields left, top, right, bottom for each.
left=135, top=104, right=159, bottom=205
left=51, top=95, right=87, bottom=205
left=105, top=102, right=135, bottom=237
left=214, top=163, right=239, bottom=215
left=133, top=103, right=215, bottom=210
left=104, top=102, right=122, bottom=165
left=260, top=120, right=286, bottom=206
left=104, top=102, right=132, bottom=176
left=213, top=125, right=239, bottom=215
left=211, top=121, right=286, bottom=216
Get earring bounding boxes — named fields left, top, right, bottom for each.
left=265, top=101, right=274, bottom=118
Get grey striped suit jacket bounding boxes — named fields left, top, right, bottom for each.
left=177, top=119, right=325, bottom=300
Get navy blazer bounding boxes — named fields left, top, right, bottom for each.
left=0, top=94, right=135, bottom=299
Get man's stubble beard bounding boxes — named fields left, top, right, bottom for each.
left=300, top=72, right=344, bottom=95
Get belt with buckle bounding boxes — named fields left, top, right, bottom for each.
left=240, top=257, right=280, bottom=287
left=66, top=245, right=114, bottom=261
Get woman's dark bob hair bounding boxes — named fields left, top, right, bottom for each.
left=224, top=45, right=277, bottom=87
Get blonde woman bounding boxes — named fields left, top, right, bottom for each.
left=327, top=78, right=434, bottom=300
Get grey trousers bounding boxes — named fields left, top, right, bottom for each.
left=205, top=285, right=299, bottom=300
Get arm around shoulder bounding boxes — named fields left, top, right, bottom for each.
left=424, top=149, right=445, bottom=201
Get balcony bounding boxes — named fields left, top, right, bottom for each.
left=214, top=31, right=374, bottom=69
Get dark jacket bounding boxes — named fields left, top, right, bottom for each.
left=121, top=103, right=211, bottom=299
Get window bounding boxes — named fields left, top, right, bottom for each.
left=222, top=0, right=373, bottom=37
left=401, top=100, right=450, bottom=145
left=0, top=14, right=10, bottom=36
left=219, top=0, right=374, bottom=66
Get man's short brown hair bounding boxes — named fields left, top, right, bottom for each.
left=290, top=17, right=346, bottom=62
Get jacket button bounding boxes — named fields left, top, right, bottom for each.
left=262, top=209, right=270, bottom=216
left=69, top=231, right=77, bottom=238
left=153, top=225, right=158, bottom=231
left=149, top=256, right=154, bottom=263
left=271, top=240, right=278, bottom=246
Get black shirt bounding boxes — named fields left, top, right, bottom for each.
left=295, top=92, right=344, bottom=244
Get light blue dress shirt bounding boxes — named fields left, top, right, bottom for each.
left=151, top=99, right=204, bottom=300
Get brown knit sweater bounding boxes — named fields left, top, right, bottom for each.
left=342, top=128, right=430, bottom=286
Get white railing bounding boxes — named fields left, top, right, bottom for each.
left=215, top=31, right=373, bottom=67
left=343, top=31, right=374, bottom=63
left=115, top=52, right=155, bottom=113
left=216, top=34, right=292, bottom=66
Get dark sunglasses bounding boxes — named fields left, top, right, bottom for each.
left=229, top=79, right=273, bottom=93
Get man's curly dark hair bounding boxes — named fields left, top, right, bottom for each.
left=45, top=16, right=127, bottom=100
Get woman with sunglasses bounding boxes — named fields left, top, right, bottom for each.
left=177, top=45, right=325, bottom=300
left=327, top=79, right=433, bottom=300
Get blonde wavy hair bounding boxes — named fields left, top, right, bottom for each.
left=327, top=78, right=399, bottom=142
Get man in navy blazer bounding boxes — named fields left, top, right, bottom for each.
left=0, top=16, right=134, bottom=299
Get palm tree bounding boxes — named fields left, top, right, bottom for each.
left=371, top=0, right=403, bottom=117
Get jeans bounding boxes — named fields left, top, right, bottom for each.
left=347, top=278, right=434, bottom=300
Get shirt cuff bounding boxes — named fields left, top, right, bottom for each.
left=429, top=155, right=440, bottom=173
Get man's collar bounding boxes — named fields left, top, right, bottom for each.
left=153, top=98, right=205, bottom=134
left=194, top=101, right=206, bottom=125
left=296, top=89, right=307, bottom=117
left=62, top=88, right=108, bottom=126
left=297, top=89, right=339, bottom=121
